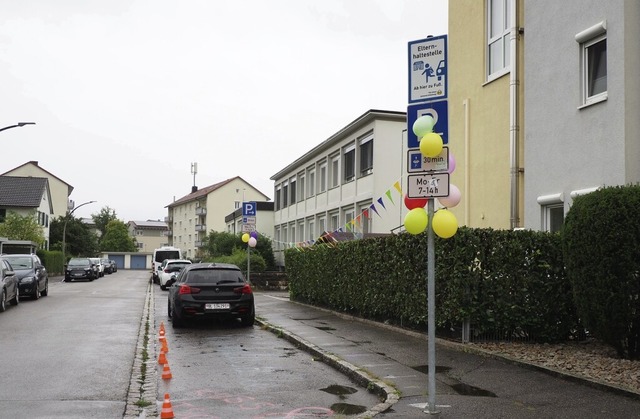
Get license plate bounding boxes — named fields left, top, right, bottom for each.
left=73, top=273, right=83, bottom=276
left=205, top=303, right=230, bottom=310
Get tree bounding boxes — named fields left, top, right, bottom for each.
left=202, top=230, right=276, bottom=269
left=92, top=206, right=118, bottom=239
left=0, top=211, right=45, bottom=246
left=99, top=220, right=137, bottom=252
left=49, top=216, right=99, bottom=257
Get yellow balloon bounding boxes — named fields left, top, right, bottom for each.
left=419, top=132, right=443, bottom=158
left=242, top=233, right=250, bottom=243
left=404, top=207, right=428, bottom=235
left=432, top=209, right=458, bottom=239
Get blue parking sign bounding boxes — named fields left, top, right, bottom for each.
left=242, top=202, right=256, bottom=217
left=407, top=100, right=448, bottom=148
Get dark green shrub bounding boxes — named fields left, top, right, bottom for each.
left=563, top=185, right=640, bottom=359
left=286, top=227, right=576, bottom=343
left=212, top=248, right=266, bottom=274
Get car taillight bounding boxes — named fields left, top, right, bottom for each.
left=178, top=284, right=201, bottom=295
left=234, top=284, right=253, bottom=295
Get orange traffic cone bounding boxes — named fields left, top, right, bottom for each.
left=159, top=321, right=166, bottom=335
left=158, top=347, right=167, bottom=365
left=161, top=338, right=169, bottom=353
left=161, top=362, right=173, bottom=380
left=160, top=393, right=175, bottom=419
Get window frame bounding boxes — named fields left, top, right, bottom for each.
left=330, top=154, right=340, bottom=189
left=359, top=137, right=374, bottom=176
left=318, top=161, right=327, bottom=193
left=343, top=144, right=356, bottom=183
left=307, top=167, right=315, bottom=197
left=486, top=0, right=511, bottom=80
left=582, top=34, right=607, bottom=106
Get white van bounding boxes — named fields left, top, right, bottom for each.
left=152, top=246, right=182, bottom=283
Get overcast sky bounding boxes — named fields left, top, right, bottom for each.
left=1, top=0, right=448, bottom=221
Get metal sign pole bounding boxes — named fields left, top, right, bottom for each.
left=426, top=198, right=439, bottom=415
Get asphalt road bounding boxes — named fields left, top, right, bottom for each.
left=0, top=270, right=146, bottom=418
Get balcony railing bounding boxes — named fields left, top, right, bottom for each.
left=195, top=240, right=205, bottom=248
left=195, top=207, right=207, bottom=216
left=166, top=230, right=173, bottom=237
left=195, top=224, right=207, bottom=232
left=164, top=215, right=173, bottom=223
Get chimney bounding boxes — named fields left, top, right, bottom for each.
left=191, top=186, right=198, bottom=193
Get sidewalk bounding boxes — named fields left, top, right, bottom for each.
left=254, top=292, right=640, bottom=418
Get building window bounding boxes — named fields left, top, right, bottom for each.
left=330, top=212, right=339, bottom=231
left=344, top=209, right=354, bottom=230
left=275, top=187, right=281, bottom=211
left=290, top=177, right=297, bottom=205
left=360, top=137, right=373, bottom=176
left=318, top=216, right=326, bottom=234
left=576, top=21, right=607, bottom=106
left=343, top=145, right=355, bottom=183
left=290, top=224, right=295, bottom=243
left=358, top=202, right=372, bottom=234
left=487, top=0, right=511, bottom=78
left=298, top=222, right=305, bottom=242
left=544, top=205, right=564, bottom=233
left=330, top=155, right=340, bottom=188
left=298, top=174, right=305, bottom=202
left=308, top=220, right=315, bottom=240
left=308, top=169, right=315, bottom=197
left=282, top=182, right=288, bottom=208
left=319, top=162, right=327, bottom=193
left=537, top=193, right=564, bottom=233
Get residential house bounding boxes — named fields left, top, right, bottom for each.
left=448, top=0, right=525, bottom=230
left=523, top=0, right=640, bottom=231
left=448, top=0, right=640, bottom=232
left=270, top=109, right=407, bottom=267
left=1, top=161, right=73, bottom=220
left=0, top=176, right=53, bottom=249
left=128, top=220, right=169, bottom=252
left=166, top=177, right=270, bottom=260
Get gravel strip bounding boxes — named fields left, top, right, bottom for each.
left=468, top=339, right=640, bottom=394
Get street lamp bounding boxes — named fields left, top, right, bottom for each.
left=62, top=200, right=96, bottom=264
left=0, top=122, right=36, bottom=133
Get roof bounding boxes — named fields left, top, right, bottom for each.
left=270, top=109, right=406, bottom=180
left=128, top=220, right=168, bottom=230
left=166, top=176, right=269, bottom=208
left=0, top=161, right=73, bottom=196
left=0, top=176, right=49, bottom=208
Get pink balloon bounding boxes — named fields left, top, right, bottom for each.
left=248, top=237, right=257, bottom=248
left=439, top=184, right=461, bottom=208
left=448, top=151, right=456, bottom=173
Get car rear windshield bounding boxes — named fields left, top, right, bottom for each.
left=4, top=257, right=33, bottom=269
left=155, top=251, right=180, bottom=263
left=185, top=269, right=245, bottom=284
left=69, top=259, right=89, bottom=266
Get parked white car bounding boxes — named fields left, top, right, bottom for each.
left=159, top=259, right=192, bottom=290
left=89, top=258, right=104, bottom=277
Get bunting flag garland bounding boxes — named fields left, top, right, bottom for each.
left=393, top=181, right=402, bottom=195
left=369, top=204, right=381, bottom=217
left=385, top=190, right=394, bottom=205
left=267, top=177, right=404, bottom=251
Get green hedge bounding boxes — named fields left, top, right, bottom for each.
left=38, top=249, right=65, bottom=276
left=563, top=185, right=640, bottom=359
left=286, top=227, right=577, bottom=343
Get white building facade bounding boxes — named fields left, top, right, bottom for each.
left=524, top=0, right=640, bottom=231
left=271, top=110, right=408, bottom=267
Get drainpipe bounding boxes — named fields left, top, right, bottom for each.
left=509, top=0, right=520, bottom=229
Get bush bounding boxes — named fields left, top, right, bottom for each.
left=212, top=248, right=267, bottom=275
left=286, top=227, right=577, bottom=343
left=563, top=185, right=640, bottom=359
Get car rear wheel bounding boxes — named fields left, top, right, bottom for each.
left=240, top=307, right=255, bottom=327
left=10, top=288, right=19, bottom=306
left=171, top=305, right=184, bottom=328
left=41, top=280, right=48, bottom=297
left=0, top=289, right=6, bottom=312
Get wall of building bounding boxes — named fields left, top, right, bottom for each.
left=523, top=0, right=640, bottom=229
left=448, top=0, right=525, bottom=229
